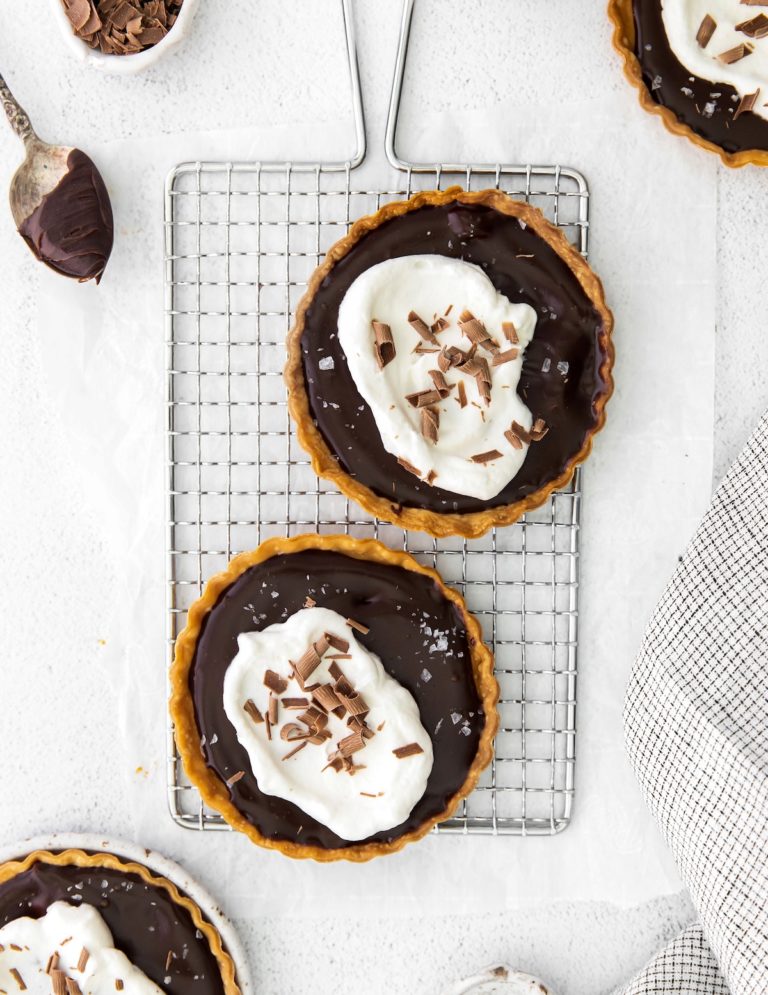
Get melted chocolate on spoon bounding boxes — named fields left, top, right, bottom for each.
left=18, top=149, right=113, bottom=284
left=191, top=549, right=484, bottom=851
left=632, top=0, right=768, bottom=154
left=0, top=860, right=226, bottom=995
left=300, top=201, right=608, bottom=515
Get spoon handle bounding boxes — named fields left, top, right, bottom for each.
left=0, top=73, right=36, bottom=145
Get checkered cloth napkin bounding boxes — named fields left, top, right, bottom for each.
left=615, top=412, right=768, bottom=995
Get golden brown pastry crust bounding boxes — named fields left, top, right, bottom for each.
left=169, top=533, right=499, bottom=862
left=285, top=186, right=614, bottom=539
left=0, top=848, right=240, bottom=995
left=608, top=0, right=768, bottom=168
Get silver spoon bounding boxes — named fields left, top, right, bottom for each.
left=0, top=72, right=113, bottom=283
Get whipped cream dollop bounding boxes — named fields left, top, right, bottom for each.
left=0, top=901, right=164, bottom=995
left=336, top=255, right=539, bottom=501
left=222, top=607, right=433, bottom=841
left=662, top=1, right=768, bottom=121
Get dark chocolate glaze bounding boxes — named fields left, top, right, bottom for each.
left=301, top=202, right=608, bottom=514
left=192, top=549, right=483, bottom=850
left=19, top=149, right=114, bottom=284
left=0, top=860, right=226, bottom=995
left=633, top=1, right=768, bottom=153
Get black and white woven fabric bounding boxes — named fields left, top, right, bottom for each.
left=616, top=413, right=768, bottom=995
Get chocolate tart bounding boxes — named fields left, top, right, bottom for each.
left=0, top=848, right=240, bottom=995
left=609, top=0, right=768, bottom=167
left=169, top=533, right=498, bottom=862
left=285, top=187, right=614, bottom=539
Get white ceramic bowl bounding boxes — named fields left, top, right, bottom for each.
left=444, top=965, right=556, bottom=995
left=49, top=0, right=200, bottom=75
left=0, top=833, right=252, bottom=995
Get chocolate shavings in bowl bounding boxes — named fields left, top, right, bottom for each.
left=62, top=0, right=184, bottom=55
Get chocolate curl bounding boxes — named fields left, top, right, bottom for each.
left=492, top=347, right=519, bottom=366
left=338, top=730, right=367, bottom=757
left=421, top=406, right=439, bottom=444
left=405, top=388, right=443, bottom=408
left=408, top=310, right=438, bottom=344
left=372, top=320, right=396, bottom=368
left=502, top=321, right=519, bottom=344
left=458, top=309, right=500, bottom=353
left=470, top=450, right=503, bottom=464
left=428, top=369, right=453, bottom=397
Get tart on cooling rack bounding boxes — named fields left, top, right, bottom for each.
left=170, top=533, right=497, bottom=862
left=285, top=186, right=614, bottom=540
left=0, top=848, right=239, bottom=995
left=609, top=0, right=768, bottom=166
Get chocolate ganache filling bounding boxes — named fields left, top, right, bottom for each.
left=0, top=859, right=226, bottom=995
left=300, top=201, right=608, bottom=514
left=191, top=549, right=483, bottom=850
left=19, top=149, right=114, bottom=284
left=632, top=1, right=768, bottom=153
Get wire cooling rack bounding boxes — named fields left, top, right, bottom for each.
left=165, top=0, right=586, bottom=836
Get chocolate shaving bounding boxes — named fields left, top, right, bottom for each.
left=696, top=13, right=717, bottom=47
left=511, top=419, right=532, bottom=444
left=66, top=980, right=82, bottom=995
left=360, top=791, right=382, bottom=798
left=425, top=469, right=437, bottom=486
left=10, top=970, right=26, bottom=992
left=445, top=304, right=454, bottom=315
left=165, top=951, right=174, bottom=972
left=397, top=457, right=422, bottom=478
left=308, top=729, right=333, bottom=745
left=393, top=742, right=425, bottom=759
left=328, top=661, right=346, bottom=682
left=735, top=88, right=761, bottom=118
left=736, top=12, right=768, bottom=36
left=51, top=971, right=67, bottom=995
left=325, top=632, right=350, bottom=653
left=280, top=722, right=310, bottom=742
left=268, top=694, right=278, bottom=725
left=405, top=388, right=443, bottom=408
left=303, top=595, right=316, bottom=608
left=421, top=406, right=440, bottom=444
left=346, top=617, right=370, bottom=634
left=115, top=982, right=124, bottom=992
left=77, top=949, right=90, bottom=973
left=413, top=343, right=441, bottom=355
left=437, top=349, right=451, bottom=373
left=456, top=381, right=468, bottom=408
left=428, top=368, right=453, bottom=396
left=225, top=770, right=245, bottom=786
left=46, top=955, right=60, bottom=975
left=293, top=642, right=322, bottom=685
left=298, top=705, right=328, bottom=733
left=338, top=691, right=369, bottom=716
left=322, top=756, right=345, bottom=773
left=430, top=316, right=449, bottom=336
left=530, top=417, right=549, bottom=441
left=470, top=450, right=503, bottom=463
left=458, top=309, right=499, bottom=352
left=717, top=42, right=753, bottom=63
left=263, top=669, right=288, bottom=694
left=244, top=699, right=263, bottom=724
left=408, top=310, right=438, bottom=344
left=492, top=347, right=519, bottom=366
left=282, top=697, right=309, bottom=709
left=265, top=715, right=272, bottom=740
left=326, top=653, right=352, bottom=660
left=502, top=321, right=519, bottom=344
left=505, top=428, right=523, bottom=450
left=282, top=741, right=307, bottom=761
left=338, top=730, right=367, bottom=757
left=371, top=320, right=396, bottom=369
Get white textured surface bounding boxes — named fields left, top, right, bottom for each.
left=1, top=0, right=761, bottom=991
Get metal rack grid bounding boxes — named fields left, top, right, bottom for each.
left=165, top=0, right=586, bottom=837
